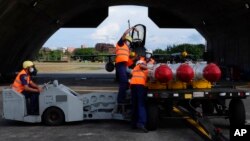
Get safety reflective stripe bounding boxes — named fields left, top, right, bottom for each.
left=116, top=53, right=129, bottom=56
left=133, top=70, right=144, bottom=72
left=116, top=48, right=129, bottom=52
left=133, top=75, right=145, bottom=78
left=14, top=79, right=22, bottom=84
left=116, top=48, right=129, bottom=55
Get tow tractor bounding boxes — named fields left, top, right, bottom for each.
left=2, top=80, right=132, bottom=125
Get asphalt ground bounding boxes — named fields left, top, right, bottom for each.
left=0, top=73, right=250, bottom=141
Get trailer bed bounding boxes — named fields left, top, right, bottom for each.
left=147, top=87, right=250, bottom=99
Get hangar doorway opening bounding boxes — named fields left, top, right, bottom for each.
left=38, top=6, right=205, bottom=74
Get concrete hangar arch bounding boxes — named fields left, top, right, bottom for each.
left=0, top=0, right=250, bottom=79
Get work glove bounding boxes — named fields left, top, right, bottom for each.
left=126, top=67, right=132, bottom=74
left=136, top=60, right=144, bottom=65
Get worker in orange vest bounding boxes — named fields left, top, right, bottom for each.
left=138, top=49, right=156, bottom=79
left=116, top=26, right=137, bottom=104
left=12, top=60, right=42, bottom=115
left=130, top=57, right=149, bottom=133
left=144, top=49, right=155, bottom=66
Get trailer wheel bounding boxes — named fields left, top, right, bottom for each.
left=202, top=101, right=214, bottom=115
left=147, top=104, right=159, bottom=131
left=229, top=99, right=246, bottom=126
left=42, top=107, right=65, bottom=126
left=163, top=100, right=173, bottom=116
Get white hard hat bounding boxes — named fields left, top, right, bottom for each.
left=145, top=49, right=153, bottom=54
left=23, top=60, right=34, bottom=69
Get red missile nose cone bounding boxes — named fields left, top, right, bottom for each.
left=203, top=63, right=221, bottom=82
left=155, top=65, right=173, bottom=83
left=176, top=64, right=194, bottom=82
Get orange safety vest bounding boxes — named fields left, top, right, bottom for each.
left=12, top=69, right=31, bottom=93
left=141, top=57, right=155, bottom=65
left=115, top=43, right=129, bottom=63
left=130, top=59, right=147, bottom=86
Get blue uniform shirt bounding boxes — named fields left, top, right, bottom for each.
left=117, top=38, right=124, bottom=47
left=20, top=74, right=29, bottom=86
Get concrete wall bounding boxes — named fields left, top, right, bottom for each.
left=0, top=0, right=250, bottom=80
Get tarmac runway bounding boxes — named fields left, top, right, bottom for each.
left=0, top=73, right=250, bottom=141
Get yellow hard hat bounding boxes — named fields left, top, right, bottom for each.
left=130, top=52, right=136, bottom=57
left=23, top=60, right=34, bottom=69
left=181, top=51, right=188, bottom=57
left=124, top=35, right=132, bottom=43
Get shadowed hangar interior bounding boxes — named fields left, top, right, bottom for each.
left=0, top=0, right=250, bottom=79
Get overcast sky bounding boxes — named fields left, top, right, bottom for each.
left=43, top=6, right=206, bottom=50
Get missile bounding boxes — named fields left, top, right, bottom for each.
left=191, top=62, right=221, bottom=82
left=203, top=63, right=221, bottom=82
left=167, top=63, right=194, bottom=83
left=150, top=64, right=173, bottom=83
left=176, top=63, right=194, bottom=82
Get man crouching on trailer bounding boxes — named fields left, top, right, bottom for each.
left=12, top=60, right=43, bottom=115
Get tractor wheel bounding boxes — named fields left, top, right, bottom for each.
left=147, top=104, right=159, bottom=131
left=42, top=107, right=65, bottom=126
left=229, top=99, right=246, bottom=126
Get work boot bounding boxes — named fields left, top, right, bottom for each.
left=118, top=99, right=130, bottom=104
left=137, top=125, right=148, bottom=133
left=117, top=103, right=126, bottom=113
left=112, top=104, right=125, bottom=114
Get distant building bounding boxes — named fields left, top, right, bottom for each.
left=108, top=47, right=115, bottom=54
left=81, top=44, right=87, bottom=48
left=57, top=47, right=66, bottom=53
left=41, top=47, right=52, bottom=52
left=66, top=47, right=76, bottom=54
left=95, top=43, right=115, bottom=53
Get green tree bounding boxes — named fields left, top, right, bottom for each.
left=49, top=50, right=63, bottom=61
left=165, top=44, right=205, bottom=60
left=153, top=48, right=166, bottom=54
left=37, top=47, right=51, bottom=61
left=73, top=48, right=98, bottom=61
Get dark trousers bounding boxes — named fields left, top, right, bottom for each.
left=131, top=85, right=147, bottom=127
left=22, top=91, right=39, bottom=115
left=116, top=62, right=129, bottom=103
